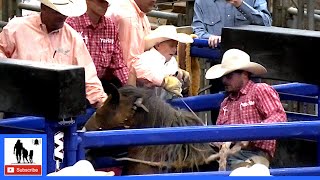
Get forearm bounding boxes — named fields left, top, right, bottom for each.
left=237, top=1, right=272, bottom=26
left=85, top=62, right=108, bottom=108
left=262, top=110, right=287, bottom=124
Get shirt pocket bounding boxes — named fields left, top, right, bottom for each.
left=52, top=49, right=72, bottom=65
left=203, top=14, right=221, bottom=27
left=100, top=45, right=114, bottom=68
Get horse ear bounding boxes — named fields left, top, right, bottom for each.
left=104, top=83, right=120, bottom=104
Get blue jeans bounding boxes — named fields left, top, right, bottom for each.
left=226, top=149, right=269, bottom=171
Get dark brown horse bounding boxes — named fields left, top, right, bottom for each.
left=84, top=85, right=219, bottom=175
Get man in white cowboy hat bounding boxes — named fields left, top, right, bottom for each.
left=205, top=49, right=287, bottom=170
left=0, top=0, right=108, bottom=109
left=132, top=25, right=193, bottom=98
left=66, top=0, right=129, bottom=93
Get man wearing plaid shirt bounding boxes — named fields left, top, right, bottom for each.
left=66, top=0, right=129, bottom=89
left=205, top=49, right=287, bottom=170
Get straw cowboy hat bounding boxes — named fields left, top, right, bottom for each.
left=40, top=0, right=87, bottom=17
left=205, top=49, right=267, bottom=79
left=144, top=25, right=194, bottom=50
left=229, top=164, right=271, bottom=176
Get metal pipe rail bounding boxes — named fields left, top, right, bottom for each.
left=288, top=7, right=320, bottom=21
left=14, top=3, right=185, bottom=24
left=78, top=121, right=320, bottom=149
left=147, top=10, right=182, bottom=21
left=16, top=2, right=40, bottom=17
left=1, top=83, right=318, bottom=129
left=134, top=166, right=320, bottom=176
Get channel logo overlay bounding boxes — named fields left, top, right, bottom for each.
left=4, top=138, right=42, bottom=176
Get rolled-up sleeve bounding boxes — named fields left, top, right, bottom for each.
left=0, top=23, right=15, bottom=58
left=237, top=0, right=272, bottom=26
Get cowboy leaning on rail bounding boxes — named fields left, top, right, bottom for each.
left=0, top=0, right=107, bottom=109
left=205, top=49, right=287, bottom=170
left=131, top=25, right=193, bottom=99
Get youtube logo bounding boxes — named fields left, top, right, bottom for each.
left=6, top=167, right=15, bottom=173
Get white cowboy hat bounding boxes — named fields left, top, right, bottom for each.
left=40, top=0, right=87, bottom=17
left=229, top=164, right=271, bottom=176
left=47, top=160, right=115, bottom=176
left=144, top=25, right=194, bottom=50
left=205, top=49, right=267, bottom=79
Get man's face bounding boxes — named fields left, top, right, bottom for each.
left=135, top=0, right=156, bottom=13
left=40, top=4, right=67, bottom=31
left=87, top=0, right=109, bottom=17
left=221, top=71, right=244, bottom=94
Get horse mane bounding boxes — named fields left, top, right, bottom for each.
left=118, top=86, right=216, bottom=171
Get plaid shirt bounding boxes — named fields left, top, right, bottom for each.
left=217, top=80, right=287, bottom=157
left=66, top=13, right=128, bottom=85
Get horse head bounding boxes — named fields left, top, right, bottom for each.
left=84, top=85, right=150, bottom=131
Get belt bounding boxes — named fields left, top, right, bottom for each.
left=241, top=145, right=272, bottom=161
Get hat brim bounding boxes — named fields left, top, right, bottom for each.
left=41, top=0, right=87, bottom=17
left=145, top=33, right=194, bottom=50
left=205, top=62, right=267, bottom=79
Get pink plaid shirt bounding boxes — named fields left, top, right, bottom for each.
left=217, top=80, right=287, bottom=157
left=66, top=13, right=128, bottom=85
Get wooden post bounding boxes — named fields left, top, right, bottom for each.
left=185, top=0, right=194, bottom=26
left=2, top=0, right=8, bottom=21
left=297, top=0, right=305, bottom=29
left=272, top=0, right=282, bottom=27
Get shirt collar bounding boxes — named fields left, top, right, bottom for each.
left=130, top=0, right=145, bottom=17
left=81, top=13, right=92, bottom=28
left=150, top=48, right=166, bottom=63
left=227, top=80, right=254, bottom=101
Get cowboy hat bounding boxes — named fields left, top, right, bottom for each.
left=229, top=164, right=271, bottom=176
left=40, top=0, right=87, bottom=17
left=144, top=25, right=194, bottom=50
left=205, top=49, right=267, bottom=79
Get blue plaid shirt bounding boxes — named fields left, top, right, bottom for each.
left=192, top=0, right=272, bottom=39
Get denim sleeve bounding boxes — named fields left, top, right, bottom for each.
left=191, top=0, right=211, bottom=39
left=237, top=0, right=272, bottom=26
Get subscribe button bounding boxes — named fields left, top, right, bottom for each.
left=5, top=165, right=42, bottom=176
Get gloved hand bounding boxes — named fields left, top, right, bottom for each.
left=190, top=34, right=198, bottom=39
left=162, top=76, right=183, bottom=97
left=178, top=69, right=191, bottom=90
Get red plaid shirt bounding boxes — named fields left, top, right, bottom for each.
left=66, top=13, right=128, bottom=85
left=217, top=80, right=287, bottom=157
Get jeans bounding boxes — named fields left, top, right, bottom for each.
left=227, top=149, right=270, bottom=171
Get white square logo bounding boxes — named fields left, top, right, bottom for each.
left=7, top=167, right=14, bottom=173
